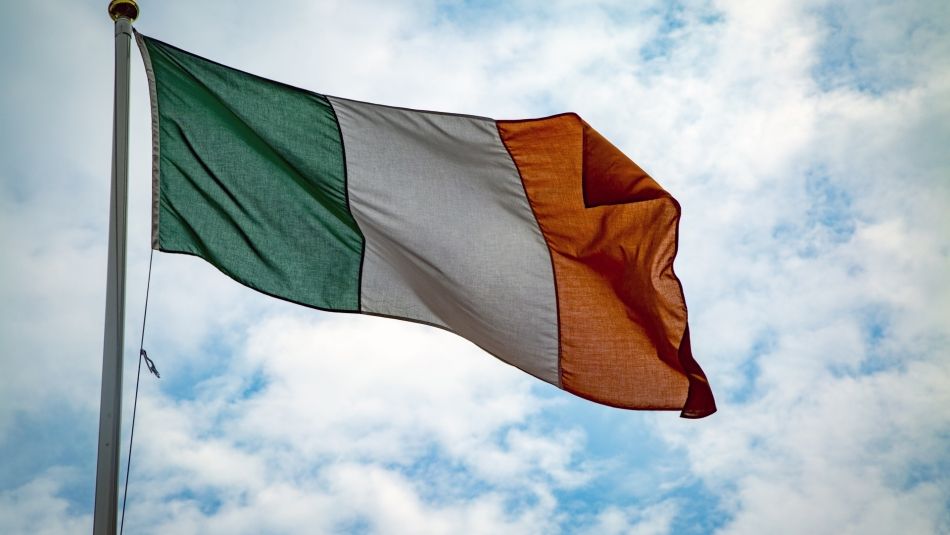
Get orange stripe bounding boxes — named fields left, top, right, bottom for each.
left=497, top=114, right=715, bottom=416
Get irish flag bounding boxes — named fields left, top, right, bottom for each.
left=135, top=32, right=716, bottom=418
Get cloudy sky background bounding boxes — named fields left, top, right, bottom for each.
left=1, top=0, right=948, bottom=533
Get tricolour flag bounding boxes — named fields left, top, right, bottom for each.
left=135, top=32, right=715, bottom=418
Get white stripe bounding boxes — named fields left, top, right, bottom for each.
left=329, top=97, right=560, bottom=385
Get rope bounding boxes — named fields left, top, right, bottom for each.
left=119, top=249, right=160, bottom=535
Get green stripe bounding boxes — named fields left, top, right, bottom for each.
left=141, top=36, right=363, bottom=311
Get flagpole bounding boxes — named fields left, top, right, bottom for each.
left=94, top=1, right=139, bottom=534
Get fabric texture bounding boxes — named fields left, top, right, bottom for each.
left=497, top=114, right=714, bottom=417
left=135, top=31, right=716, bottom=417
left=138, top=33, right=363, bottom=311
left=330, top=97, right=560, bottom=384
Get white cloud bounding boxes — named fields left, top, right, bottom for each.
left=110, top=314, right=590, bottom=534
left=0, top=469, right=91, bottom=535
left=577, top=502, right=678, bottom=535
left=642, top=1, right=950, bottom=531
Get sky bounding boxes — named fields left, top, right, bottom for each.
left=1, top=0, right=948, bottom=533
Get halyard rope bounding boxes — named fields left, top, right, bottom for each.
left=119, top=248, right=159, bottom=535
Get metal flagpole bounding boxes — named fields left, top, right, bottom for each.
left=94, top=1, right=139, bottom=534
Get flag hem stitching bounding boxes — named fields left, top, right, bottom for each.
left=133, top=30, right=162, bottom=250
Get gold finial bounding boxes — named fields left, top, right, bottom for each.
left=108, top=0, right=139, bottom=22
